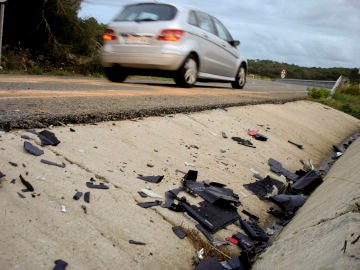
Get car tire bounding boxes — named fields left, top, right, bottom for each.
left=104, top=66, right=128, bottom=83
left=231, top=65, right=246, bottom=89
left=174, top=55, right=198, bottom=88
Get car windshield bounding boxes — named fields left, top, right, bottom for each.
left=113, top=3, right=177, bottom=22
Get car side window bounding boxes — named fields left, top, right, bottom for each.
left=212, top=17, right=232, bottom=42
left=195, top=11, right=216, bottom=35
left=188, top=10, right=198, bottom=26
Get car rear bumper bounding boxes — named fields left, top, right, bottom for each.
left=101, top=45, right=187, bottom=70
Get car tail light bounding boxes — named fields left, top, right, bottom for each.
left=103, top=29, right=117, bottom=41
left=157, top=29, right=184, bottom=41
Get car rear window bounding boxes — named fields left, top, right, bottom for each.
left=113, top=3, right=177, bottom=22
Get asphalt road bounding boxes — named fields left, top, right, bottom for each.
left=0, top=74, right=307, bottom=130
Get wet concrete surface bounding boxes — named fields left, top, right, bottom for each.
left=0, top=75, right=307, bottom=130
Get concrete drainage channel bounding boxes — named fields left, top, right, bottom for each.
left=0, top=101, right=359, bottom=269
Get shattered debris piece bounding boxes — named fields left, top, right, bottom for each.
left=8, top=161, right=18, bottom=167
left=232, top=232, right=254, bottom=250
left=86, top=182, right=109, bottom=189
left=163, top=187, right=184, bottom=209
left=73, top=191, right=83, bottom=200
left=231, top=137, right=256, bottom=148
left=84, top=192, right=90, bottom=203
left=195, top=223, right=214, bottom=242
left=269, top=194, right=307, bottom=212
left=240, top=219, right=269, bottom=242
left=226, top=237, right=239, bottom=245
left=172, top=226, right=187, bottom=239
left=70, top=128, right=76, bottom=132
left=140, top=188, right=162, bottom=198
left=197, top=248, right=204, bottom=260
left=195, top=256, right=220, bottom=270
left=184, top=169, right=198, bottom=181
left=248, top=130, right=259, bottom=136
left=243, top=176, right=285, bottom=200
left=241, top=209, right=259, bottom=221
left=53, top=259, right=68, bottom=270
left=301, top=159, right=314, bottom=172
left=38, top=130, right=60, bottom=146
left=222, top=131, right=228, bottom=138
left=19, top=174, right=34, bottom=192
left=254, top=133, right=267, bottom=141
left=21, top=134, right=31, bottom=140
left=128, top=240, right=146, bottom=245
left=288, top=140, right=303, bottom=149
left=60, top=205, right=67, bottom=213
left=290, top=170, right=323, bottom=194
left=41, top=159, right=66, bottom=168
left=268, top=158, right=298, bottom=181
left=137, top=175, right=164, bottom=183
left=0, top=171, right=6, bottom=179
left=24, top=141, right=44, bottom=156
left=138, top=191, right=148, bottom=198
left=81, top=205, right=87, bottom=214
left=137, top=200, right=162, bottom=208
left=184, top=162, right=195, bottom=167
left=17, top=192, right=26, bottom=198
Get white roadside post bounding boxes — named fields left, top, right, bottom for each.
left=0, top=0, right=7, bottom=69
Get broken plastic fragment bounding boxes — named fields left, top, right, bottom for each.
left=0, top=171, right=5, bottom=179
left=140, top=188, right=162, bottom=198
left=231, top=137, right=256, bottom=148
left=129, top=240, right=146, bottom=245
left=138, top=191, right=148, bottom=198
left=254, top=133, right=267, bottom=141
left=222, top=131, right=228, bottom=138
left=81, top=205, right=87, bottom=214
left=86, top=182, right=109, bottom=189
left=19, top=174, right=34, bottom=192
left=53, top=259, right=68, bottom=270
left=73, top=191, right=83, bottom=200
left=61, top=205, right=67, bottom=213
left=137, top=200, right=162, bottom=208
left=268, top=158, right=298, bottom=181
left=240, top=219, right=269, bottom=242
left=41, top=159, right=66, bottom=168
left=172, top=226, right=187, bottom=239
left=291, top=170, right=323, bottom=194
left=137, top=175, right=164, bottom=183
left=232, top=232, right=254, bottom=250
left=84, top=192, right=90, bottom=203
left=226, top=237, right=239, bottom=245
left=38, top=130, right=60, bottom=146
left=197, top=248, right=204, bottom=260
left=270, top=194, right=307, bottom=212
left=184, top=162, right=195, bottom=167
left=24, top=141, right=44, bottom=156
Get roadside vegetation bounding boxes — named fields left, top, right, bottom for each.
left=1, top=0, right=359, bottom=119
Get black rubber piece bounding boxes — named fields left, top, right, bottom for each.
left=39, top=130, right=60, bottom=146
left=138, top=191, right=148, bottom=198
left=232, top=232, right=254, bottom=250
left=240, top=219, right=269, bottom=242
left=268, top=158, right=298, bottom=181
left=24, top=141, right=44, bottom=156
left=195, top=223, right=214, bottom=242
left=73, top=191, right=83, bottom=200
left=19, top=174, right=34, bottom=192
left=86, top=182, right=109, bottom=189
left=137, top=175, right=164, bottom=183
left=53, top=259, right=68, bottom=270
left=41, top=159, right=66, bottom=168
left=291, top=170, right=323, bottom=194
left=84, top=192, right=90, bottom=203
left=128, top=240, right=146, bottom=245
left=137, top=200, right=162, bottom=208
left=172, top=226, right=187, bottom=239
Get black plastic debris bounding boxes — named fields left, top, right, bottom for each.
left=86, top=182, right=109, bottom=189
left=231, top=137, right=256, bottom=148
left=232, top=232, right=254, bottom=250
left=24, top=141, right=44, bottom=156
left=137, top=175, right=164, bottom=183
left=290, top=170, right=323, bottom=195
left=138, top=191, right=148, bottom=198
left=0, top=171, right=5, bottom=179
left=39, top=130, right=60, bottom=146
left=163, top=187, right=184, bottom=209
left=288, top=140, right=303, bottom=149
left=19, top=174, right=34, bottom=192
left=195, top=256, right=222, bottom=270
left=268, top=158, right=298, bottom=182
left=84, top=192, right=90, bottom=203
left=81, top=205, right=87, bottom=214
left=8, top=161, right=18, bottom=167
left=53, top=259, right=68, bottom=270
left=241, top=210, right=259, bottom=222
left=137, top=200, right=162, bottom=208
left=128, top=240, right=146, bottom=245
left=223, top=255, right=251, bottom=270
left=73, top=191, right=83, bottom=200
left=195, top=223, right=214, bottom=242
left=17, top=192, right=26, bottom=198
left=243, top=176, right=285, bottom=200
left=20, top=134, right=31, bottom=140
left=269, top=194, right=307, bottom=212
left=184, top=169, right=198, bottom=181
left=240, top=219, right=269, bottom=242
left=254, top=133, right=268, bottom=141
left=41, top=159, right=66, bottom=168
left=172, top=226, right=187, bottom=239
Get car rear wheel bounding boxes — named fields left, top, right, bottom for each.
left=174, top=55, right=198, bottom=88
left=104, top=66, right=128, bottom=83
left=231, top=65, right=246, bottom=89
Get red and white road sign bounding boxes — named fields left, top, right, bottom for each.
left=281, top=69, right=286, bottom=79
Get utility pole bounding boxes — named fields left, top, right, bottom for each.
left=0, top=0, right=7, bottom=69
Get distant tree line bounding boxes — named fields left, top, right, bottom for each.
left=248, top=60, right=359, bottom=82
left=1, top=1, right=358, bottom=81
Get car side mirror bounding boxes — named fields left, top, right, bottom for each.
left=229, top=40, right=240, bottom=47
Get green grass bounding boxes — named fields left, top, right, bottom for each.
left=307, top=84, right=360, bottom=119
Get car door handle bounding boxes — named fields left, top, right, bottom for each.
left=221, top=42, right=226, bottom=47
left=202, top=33, right=208, bottom=39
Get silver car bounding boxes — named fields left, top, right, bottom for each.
left=101, top=2, right=247, bottom=88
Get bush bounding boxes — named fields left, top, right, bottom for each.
left=307, top=87, right=331, bottom=99
left=337, top=84, right=360, bottom=96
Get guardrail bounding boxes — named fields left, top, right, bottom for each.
left=275, top=78, right=337, bottom=89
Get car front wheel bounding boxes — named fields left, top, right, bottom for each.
left=104, top=66, right=128, bottom=83
left=174, top=55, right=198, bottom=88
left=231, top=65, right=246, bottom=89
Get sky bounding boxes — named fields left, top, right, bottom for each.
left=78, top=0, right=360, bottom=68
